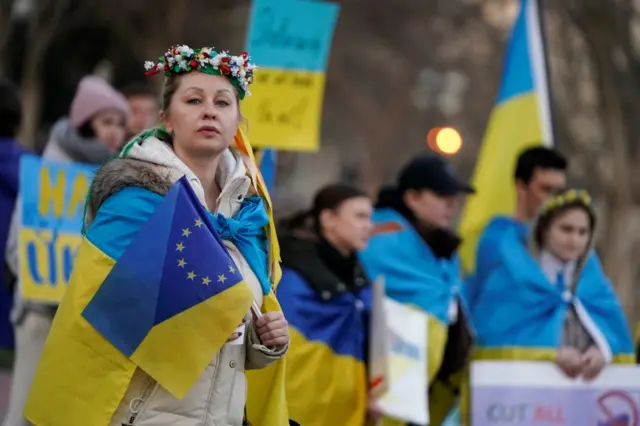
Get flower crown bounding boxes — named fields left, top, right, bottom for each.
left=143, top=45, right=256, bottom=99
left=540, top=189, right=593, bottom=216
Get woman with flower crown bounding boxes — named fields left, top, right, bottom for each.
left=466, top=188, right=635, bottom=423
left=23, top=45, right=291, bottom=426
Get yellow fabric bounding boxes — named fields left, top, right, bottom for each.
left=25, top=239, right=137, bottom=426
left=245, top=291, right=290, bottom=426
left=458, top=94, right=541, bottom=273
left=458, top=347, right=636, bottom=425
left=281, top=328, right=367, bottom=426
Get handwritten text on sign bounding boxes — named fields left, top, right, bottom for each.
left=246, top=0, right=340, bottom=72
left=18, top=155, right=97, bottom=303
left=242, top=68, right=325, bottom=152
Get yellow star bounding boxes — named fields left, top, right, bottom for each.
left=176, top=242, right=185, bottom=252
left=177, top=258, right=187, bottom=268
left=182, top=228, right=192, bottom=237
left=228, top=265, right=236, bottom=274
left=217, top=274, right=227, bottom=283
left=187, top=271, right=196, bottom=280
left=202, top=276, right=211, bottom=285
left=194, top=218, right=203, bottom=228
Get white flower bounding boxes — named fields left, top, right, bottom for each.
left=167, top=56, right=175, bottom=66
left=174, top=55, right=183, bottom=62
left=239, top=69, right=246, bottom=78
left=211, top=56, right=221, bottom=66
left=144, top=61, right=155, bottom=70
left=235, top=56, right=245, bottom=66
left=178, top=60, right=187, bottom=69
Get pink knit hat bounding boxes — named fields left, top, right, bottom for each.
left=69, top=76, right=131, bottom=129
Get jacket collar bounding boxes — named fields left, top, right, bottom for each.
left=126, top=137, right=251, bottom=217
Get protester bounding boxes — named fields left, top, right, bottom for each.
left=0, top=78, right=28, bottom=352
left=24, top=46, right=290, bottom=426
left=121, top=82, right=159, bottom=140
left=359, top=155, right=474, bottom=426
left=3, top=74, right=130, bottom=426
left=465, top=146, right=567, bottom=309
left=470, top=189, right=635, bottom=381
left=277, top=183, right=375, bottom=426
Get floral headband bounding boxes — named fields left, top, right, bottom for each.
left=144, top=45, right=256, bottom=99
left=540, top=189, right=594, bottom=216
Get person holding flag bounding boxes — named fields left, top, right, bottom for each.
left=24, top=45, right=291, bottom=426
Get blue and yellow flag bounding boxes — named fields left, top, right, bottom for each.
left=458, top=0, right=553, bottom=273
left=82, top=176, right=254, bottom=398
left=24, top=177, right=256, bottom=426
left=276, top=265, right=370, bottom=426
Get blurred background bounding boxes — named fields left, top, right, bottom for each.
left=1, top=0, right=640, bottom=417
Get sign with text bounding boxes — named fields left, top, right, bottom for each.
left=471, top=361, right=640, bottom=426
left=376, top=297, right=430, bottom=425
left=18, top=154, right=97, bottom=303
left=244, top=0, right=339, bottom=152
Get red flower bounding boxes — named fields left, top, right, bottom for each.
left=164, top=63, right=169, bottom=71
left=202, top=51, right=210, bottom=58
left=221, top=56, right=230, bottom=64
left=219, top=64, right=231, bottom=74
left=145, top=70, right=161, bottom=77
left=241, top=51, right=248, bottom=59
left=190, top=59, right=198, bottom=69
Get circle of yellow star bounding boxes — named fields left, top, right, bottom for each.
left=202, top=276, right=211, bottom=285
left=217, top=274, right=227, bottom=283
left=176, top=242, right=185, bottom=252
left=187, top=271, right=196, bottom=280
left=182, top=228, right=192, bottom=237
left=228, top=265, right=236, bottom=274
left=177, top=258, right=187, bottom=268
left=194, top=219, right=203, bottom=228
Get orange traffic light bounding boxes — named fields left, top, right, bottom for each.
left=426, top=127, right=462, bottom=155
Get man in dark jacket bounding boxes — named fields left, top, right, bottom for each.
left=0, top=78, right=28, bottom=350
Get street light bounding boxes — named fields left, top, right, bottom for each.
left=427, top=127, right=462, bottom=155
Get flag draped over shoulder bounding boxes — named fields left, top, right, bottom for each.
left=82, top=176, right=255, bottom=398
left=458, top=0, right=553, bottom=274
left=25, top=177, right=255, bottom=425
left=275, top=267, right=370, bottom=426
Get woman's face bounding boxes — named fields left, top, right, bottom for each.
left=321, top=196, right=374, bottom=253
left=91, top=109, right=127, bottom=153
left=545, top=207, right=591, bottom=262
left=161, top=73, right=240, bottom=156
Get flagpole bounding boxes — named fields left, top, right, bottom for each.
left=531, top=0, right=557, bottom=146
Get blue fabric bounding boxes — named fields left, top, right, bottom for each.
left=0, top=138, right=28, bottom=349
left=358, top=208, right=459, bottom=325
left=471, top=226, right=635, bottom=356
left=208, top=196, right=271, bottom=295
left=496, top=0, right=534, bottom=104
left=464, top=215, right=528, bottom=310
left=89, top=188, right=271, bottom=296
left=84, top=177, right=244, bottom=356
left=277, top=268, right=371, bottom=360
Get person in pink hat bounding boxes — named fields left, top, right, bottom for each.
left=2, top=75, right=130, bottom=426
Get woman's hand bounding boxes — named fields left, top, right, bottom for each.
left=253, top=311, right=289, bottom=347
left=556, top=346, right=582, bottom=378
left=227, top=317, right=247, bottom=342
left=581, top=346, right=606, bottom=381
left=366, top=395, right=383, bottom=424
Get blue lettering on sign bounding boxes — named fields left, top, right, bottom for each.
left=389, top=330, right=420, bottom=360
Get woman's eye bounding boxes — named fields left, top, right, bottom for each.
left=216, top=100, right=230, bottom=107
left=187, top=98, right=201, bottom=104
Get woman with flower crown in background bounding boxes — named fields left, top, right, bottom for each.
left=466, top=188, right=635, bottom=424
left=23, top=45, right=291, bottom=426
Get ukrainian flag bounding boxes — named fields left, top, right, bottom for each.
left=458, top=0, right=553, bottom=273
left=24, top=177, right=259, bottom=425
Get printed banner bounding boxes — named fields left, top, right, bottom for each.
left=243, top=0, right=340, bottom=152
left=377, top=297, right=430, bottom=425
left=471, top=361, right=640, bottom=426
left=18, top=154, right=97, bottom=303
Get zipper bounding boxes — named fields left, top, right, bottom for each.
left=121, top=377, right=156, bottom=426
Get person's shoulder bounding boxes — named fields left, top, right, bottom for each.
left=88, top=157, right=173, bottom=221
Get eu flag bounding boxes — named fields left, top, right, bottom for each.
left=82, top=176, right=255, bottom=398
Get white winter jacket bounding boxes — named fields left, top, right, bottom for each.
left=86, top=137, right=288, bottom=426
